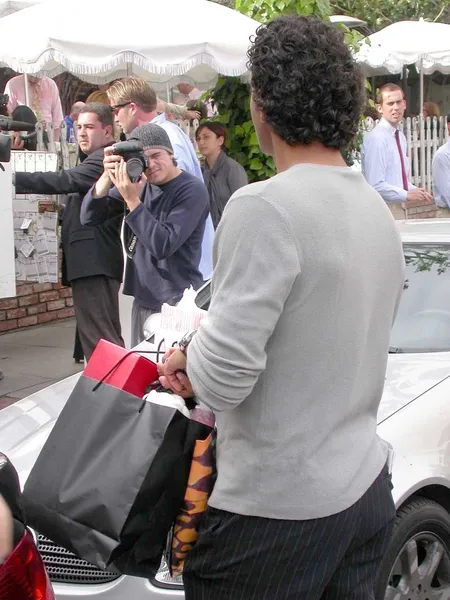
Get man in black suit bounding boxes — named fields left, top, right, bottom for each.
left=14, top=103, right=124, bottom=360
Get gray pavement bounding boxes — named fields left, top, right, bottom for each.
left=0, top=318, right=83, bottom=409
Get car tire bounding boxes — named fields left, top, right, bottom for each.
left=375, top=496, right=450, bottom=600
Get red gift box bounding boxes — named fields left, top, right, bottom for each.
left=83, top=339, right=159, bottom=398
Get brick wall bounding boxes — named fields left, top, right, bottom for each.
left=0, top=283, right=74, bottom=333
left=388, top=198, right=439, bottom=220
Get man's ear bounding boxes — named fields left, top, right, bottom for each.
left=376, top=103, right=383, bottom=115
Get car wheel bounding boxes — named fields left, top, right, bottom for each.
left=375, top=497, right=450, bottom=600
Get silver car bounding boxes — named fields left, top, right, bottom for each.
left=2, top=218, right=450, bottom=600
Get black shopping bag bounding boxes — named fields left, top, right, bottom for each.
left=22, top=374, right=212, bottom=578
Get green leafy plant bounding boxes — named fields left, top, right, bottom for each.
left=207, top=0, right=368, bottom=177
left=209, top=76, right=275, bottom=182
left=235, top=0, right=331, bottom=21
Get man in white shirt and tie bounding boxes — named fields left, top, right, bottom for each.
left=432, top=111, right=450, bottom=209
left=362, top=83, right=433, bottom=209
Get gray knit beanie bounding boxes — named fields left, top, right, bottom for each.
left=128, top=123, right=174, bottom=154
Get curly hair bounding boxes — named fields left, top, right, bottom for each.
left=247, top=15, right=365, bottom=150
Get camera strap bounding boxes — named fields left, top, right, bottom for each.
left=122, top=208, right=137, bottom=259
left=122, top=184, right=166, bottom=260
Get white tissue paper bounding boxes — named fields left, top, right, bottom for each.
left=161, top=287, right=207, bottom=333
left=150, top=287, right=207, bottom=349
left=144, top=390, right=190, bottom=418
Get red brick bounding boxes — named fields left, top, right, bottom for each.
left=18, top=315, right=38, bottom=328
left=65, top=297, right=74, bottom=307
left=0, top=311, right=5, bottom=322
left=18, top=294, right=39, bottom=307
left=0, top=320, right=18, bottom=333
left=47, top=300, right=66, bottom=311
left=57, top=307, right=75, bottom=319
left=6, top=308, right=26, bottom=319
left=52, top=282, right=64, bottom=290
left=39, top=291, right=59, bottom=302
left=32, top=283, right=53, bottom=293
left=38, top=312, right=59, bottom=324
left=16, top=284, right=34, bottom=297
left=27, top=303, right=48, bottom=316
left=0, top=298, right=18, bottom=311
left=59, top=288, right=72, bottom=298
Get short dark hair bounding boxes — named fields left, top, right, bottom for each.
left=195, top=121, right=227, bottom=144
left=12, top=105, right=37, bottom=150
left=376, top=84, right=404, bottom=106
left=447, top=110, right=450, bottom=123
left=79, top=102, right=114, bottom=128
left=247, top=15, right=365, bottom=150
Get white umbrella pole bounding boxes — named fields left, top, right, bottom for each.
left=126, top=62, right=132, bottom=76
left=420, top=59, right=424, bottom=115
left=23, top=73, right=30, bottom=107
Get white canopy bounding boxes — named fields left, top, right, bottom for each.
left=0, top=0, right=45, bottom=18
left=356, top=19, right=450, bottom=76
left=0, top=0, right=259, bottom=90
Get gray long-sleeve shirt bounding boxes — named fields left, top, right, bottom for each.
left=187, top=163, right=405, bottom=520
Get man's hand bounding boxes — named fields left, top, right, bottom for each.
left=0, top=494, right=12, bottom=564
left=10, top=133, right=24, bottom=150
left=93, top=171, right=113, bottom=198
left=109, top=159, right=146, bottom=211
left=185, top=110, right=201, bottom=121
left=92, top=147, right=122, bottom=198
left=157, top=348, right=195, bottom=398
left=406, top=188, right=433, bottom=205
left=103, top=146, right=122, bottom=179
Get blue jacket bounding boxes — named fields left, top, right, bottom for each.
left=81, top=171, right=209, bottom=309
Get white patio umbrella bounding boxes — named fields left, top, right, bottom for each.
left=0, top=0, right=45, bottom=18
left=356, top=19, right=450, bottom=111
left=0, top=0, right=259, bottom=92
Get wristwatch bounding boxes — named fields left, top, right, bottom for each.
left=178, top=330, right=197, bottom=354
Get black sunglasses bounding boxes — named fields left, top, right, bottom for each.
left=110, top=102, right=132, bottom=113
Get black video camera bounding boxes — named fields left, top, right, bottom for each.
left=111, top=140, right=146, bottom=183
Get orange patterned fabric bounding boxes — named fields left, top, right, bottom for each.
left=168, top=431, right=215, bottom=577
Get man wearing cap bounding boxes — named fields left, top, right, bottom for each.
left=81, top=123, right=209, bottom=346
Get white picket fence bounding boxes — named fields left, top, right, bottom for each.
left=364, top=117, right=449, bottom=193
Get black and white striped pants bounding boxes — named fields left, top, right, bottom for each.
left=183, top=464, right=395, bottom=600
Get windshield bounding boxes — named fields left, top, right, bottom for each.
left=390, top=243, right=450, bottom=352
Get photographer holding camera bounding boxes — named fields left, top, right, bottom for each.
left=80, top=123, right=209, bottom=345
left=106, top=77, right=214, bottom=280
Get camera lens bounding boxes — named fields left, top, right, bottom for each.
left=126, top=157, right=144, bottom=183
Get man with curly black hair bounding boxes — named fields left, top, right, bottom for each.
left=159, top=14, right=405, bottom=599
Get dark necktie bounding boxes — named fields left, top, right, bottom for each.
left=394, top=129, right=408, bottom=191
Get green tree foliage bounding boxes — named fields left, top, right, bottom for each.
left=330, top=0, right=450, bottom=32
left=209, top=77, right=275, bottom=182
left=208, top=0, right=362, bottom=179
left=234, top=0, right=330, bottom=21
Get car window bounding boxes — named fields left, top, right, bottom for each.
left=391, top=243, right=450, bottom=352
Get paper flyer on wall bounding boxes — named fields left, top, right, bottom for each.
left=11, top=151, right=60, bottom=284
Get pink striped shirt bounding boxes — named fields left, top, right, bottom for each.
left=5, top=75, right=63, bottom=135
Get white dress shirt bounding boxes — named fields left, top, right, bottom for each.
left=361, top=118, right=415, bottom=203
left=5, top=75, right=63, bottom=133
left=432, top=141, right=450, bottom=208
